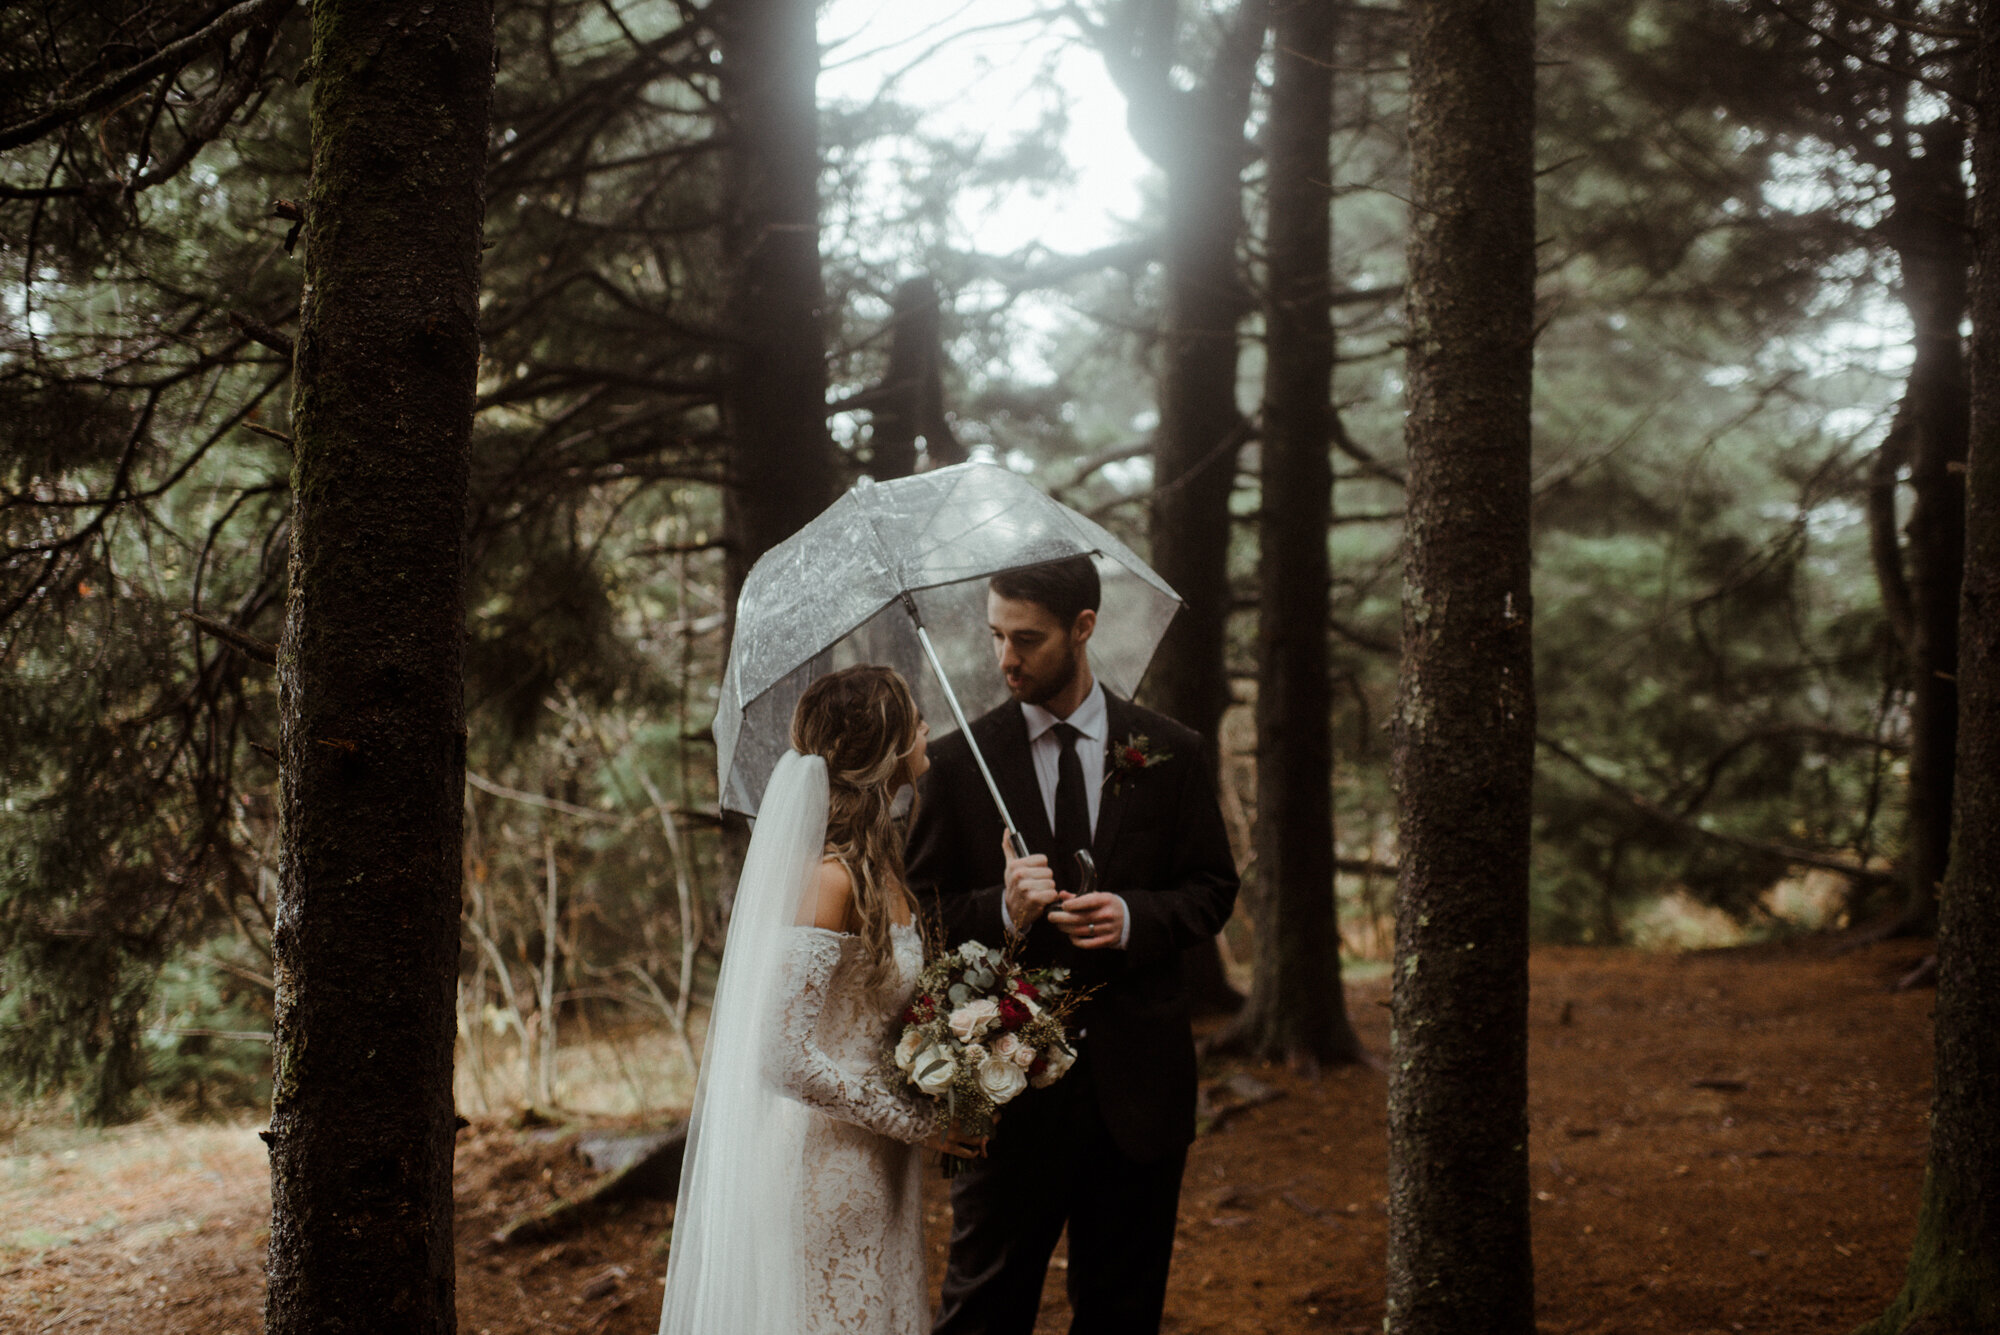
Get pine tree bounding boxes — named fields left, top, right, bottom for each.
left=262, top=1, right=493, bottom=1329
left=1386, top=0, right=1538, bottom=1330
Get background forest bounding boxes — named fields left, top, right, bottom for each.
left=0, top=0, right=1943, bottom=1124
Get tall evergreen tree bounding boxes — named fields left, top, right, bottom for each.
left=1096, top=0, right=1267, bottom=753
left=1569, top=0, right=1972, bottom=934
left=262, top=1, right=492, bottom=1330
left=1218, top=0, right=1363, bottom=1069
left=1092, top=0, right=1269, bottom=1014
left=1387, top=0, right=1538, bottom=1331
left=1858, top=3, right=2000, bottom=1326
left=714, top=0, right=840, bottom=613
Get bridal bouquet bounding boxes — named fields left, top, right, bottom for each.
left=888, top=940, right=1083, bottom=1162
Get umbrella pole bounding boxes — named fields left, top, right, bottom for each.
left=900, top=595, right=1024, bottom=857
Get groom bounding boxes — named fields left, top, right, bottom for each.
left=907, top=555, right=1239, bottom=1335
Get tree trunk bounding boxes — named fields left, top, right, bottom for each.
left=1101, top=0, right=1268, bottom=1018
left=715, top=0, right=840, bottom=614
left=265, top=2, right=493, bottom=1332
left=1214, top=0, right=1362, bottom=1071
left=1856, top=10, right=2000, bottom=1327
left=1139, top=1, right=1264, bottom=755
left=1880, top=126, right=1971, bottom=938
left=863, top=276, right=962, bottom=480
left=1387, top=0, right=1538, bottom=1332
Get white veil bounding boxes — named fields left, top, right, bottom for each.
left=658, top=749, right=827, bottom=1335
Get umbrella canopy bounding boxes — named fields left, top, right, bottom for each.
left=715, top=462, right=1180, bottom=816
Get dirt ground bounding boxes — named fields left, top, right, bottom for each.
left=0, top=937, right=1936, bottom=1335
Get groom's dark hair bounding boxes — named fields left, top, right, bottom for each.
left=989, top=555, right=1100, bottom=629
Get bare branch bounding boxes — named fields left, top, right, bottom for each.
left=180, top=610, right=277, bottom=666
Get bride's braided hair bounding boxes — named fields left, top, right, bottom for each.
left=790, top=665, right=923, bottom=995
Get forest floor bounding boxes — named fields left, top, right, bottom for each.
left=0, top=936, right=1935, bottom=1335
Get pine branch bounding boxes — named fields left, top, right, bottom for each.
left=1537, top=733, right=1898, bottom=887
left=0, top=0, right=296, bottom=153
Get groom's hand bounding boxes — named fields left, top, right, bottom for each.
left=1002, top=833, right=1058, bottom=931
left=1049, top=892, right=1125, bottom=950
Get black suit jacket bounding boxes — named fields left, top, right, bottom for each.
left=905, top=691, right=1238, bottom=1161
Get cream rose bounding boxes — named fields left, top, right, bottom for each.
left=992, top=1033, right=1036, bottom=1070
left=948, top=998, right=1001, bottom=1043
left=894, top=1027, right=925, bottom=1073
left=912, top=1044, right=956, bottom=1095
left=977, top=1052, right=1029, bottom=1104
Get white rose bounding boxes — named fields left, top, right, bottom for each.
left=912, top=1044, right=956, bottom=1096
left=948, top=998, right=1000, bottom=1043
left=894, top=1028, right=924, bottom=1073
left=1031, top=1042, right=1075, bottom=1089
left=977, top=1052, right=1029, bottom=1104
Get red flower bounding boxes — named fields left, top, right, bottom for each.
left=1029, top=1054, right=1048, bottom=1077
left=1011, top=979, right=1040, bottom=1002
left=1104, top=733, right=1172, bottom=794
left=997, top=997, right=1029, bottom=1030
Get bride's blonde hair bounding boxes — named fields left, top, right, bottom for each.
left=790, top=665, right=924, bottom=993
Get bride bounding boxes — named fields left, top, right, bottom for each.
left=659, top=665, right=984, bottom=1335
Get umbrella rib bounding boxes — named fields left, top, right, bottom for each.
left=900, top=470, right=964, bottom=561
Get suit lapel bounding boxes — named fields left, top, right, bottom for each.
left=1092, top=693, right=1137, bottom=859
left=973, top=703, right=1053, bottom=858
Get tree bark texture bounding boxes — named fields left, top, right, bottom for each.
left=1388, top=1, right=1538, bottom=1333
left=1880, top=127, right=1970, bottom=937
left=1857, top=11, right=2000, bottom=1328
left=266, top=2, right=492, bottom=1333
left=715, top=0, right=840, bottom=614
left=1221, top=0, right=1362, bottom=1070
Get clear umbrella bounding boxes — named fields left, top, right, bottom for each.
left=714, top=462, right=1181, bottom=841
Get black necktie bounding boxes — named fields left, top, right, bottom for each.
left=1051, top=723, right=1091, bottom=895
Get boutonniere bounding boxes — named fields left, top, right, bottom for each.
left=1104, top=733, right=1172, bottom=794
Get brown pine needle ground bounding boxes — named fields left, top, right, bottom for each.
left=0, top=937, right=1934, bottom=1335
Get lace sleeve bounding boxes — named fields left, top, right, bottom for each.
left=763, top=929, right=934, bottom=1145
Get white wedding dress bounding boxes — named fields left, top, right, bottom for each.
left=771, top=922, right=931, bottom=1334
left=659, top=751, right=933, bottom=1335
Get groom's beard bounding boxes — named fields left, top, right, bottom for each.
left=1007, top=641, right=1079, bottom=707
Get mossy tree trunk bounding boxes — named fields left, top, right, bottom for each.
left=1387, top=1, right=1538, bottom=1332
left=1216, top=0, right=1363, bottom=1071
left=1855, top=8, right=2000, bottom=1329
left=266, top=1, right=493, bottom=1332
left=715, top=0, right=839, bottom=615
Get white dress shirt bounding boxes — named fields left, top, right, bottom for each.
left=1000, top=682, right=1131, bottom=947
left=1021, top=681, right=1108, bottom=836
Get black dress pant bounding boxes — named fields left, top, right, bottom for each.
left=932, top=1058, right=1188, bottom=1335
